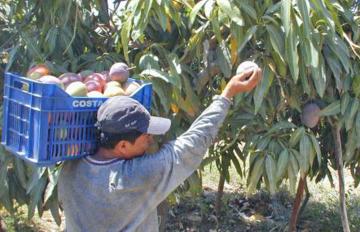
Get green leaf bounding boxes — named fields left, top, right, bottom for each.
left=239, top=2, right=257, bottom=20
left=288, top=165, right=297, bottom=194
left=256, top=136, right=271, bottom=150
left=121, top=15, right=132, bottom=63
left=216, top=0, right=243, bottom=26
left=230, top=153, right=243, bottom=178
left=309, top=0, right=335, bottom=35
left=302, top=39, right=319, bottom=68
left=182, top=73, right=200, bottom=115
left=311, top=57, right=326, bottom=98
left=266, top=25, right=285, bottom=60
left=154, top=5, right=167, bottom=31
left=237, top=25, right=257, bottom=54
left=326, top=35, right=350, bottom=73
left=319, top=100, right=340, bottom=116
left=132, top=0, right=153, bottom=40
left=204, top=0, right=215, bottom=19
left=345, top=98, right=359, bottom=131
left=247, top=156, right=264, bottom=193
left=139, top=54, right=160, bottom=70
left=14, top=158, right=27, bottom=189
left=307, top=136, right=316, bottom=168
left=45, top=27, right=58, bottom=54
left=28, top=175, right=47, bottom=219
left=150, top=78, right=170, bottom=115
left=298, top=0, right=312, bottom=38
left=26, top=167, right=46, bottom=194
left=266, top=121, right=296, bottom=136
left=352, top=76, right=360, bottom=98
left=187, top=22, right=208, bottom=52
left=298, top=135, right=311, bottom=177
left=189, top=0, right=207, bottom=27
left=355, top=111, right=360, bottom=137
left=289, top=152, right=299, bottom=176
left=0, top=157, right=11, bottom=199
left=253, top=66, right=274, bottom=114
left=49, top=195, right=62, bottom=226
left=187, top=172, right=202, bottom=196
left=309, top=133, right=321, bottom=166
left=141, top=69, right=171, bottom=84
left=341, top=93, right=350, bottom=115
left=216, top=41, right=232, bottom=78
left=167, top=53, right=182, bottom=89
left=344, top=129, right=357, bottom=162
left=285, top=25, right=299, bottom=82
left=44, top=169, right=60, bottom=205
left=276, top=149, right=289, bottom=181
left=0, top=186, right=13, bottom=213
left=324, top=48, right=342, bottom=91
left=265, top=155, right=276, bottom=194
left=281, top=0, right=291, bottom=36
left=299, top=60, right=310, bottom=95
left=289, top=127, right=305, bottom=147
left=5, top=45, right=19, bottom=72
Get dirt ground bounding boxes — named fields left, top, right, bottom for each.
left=1, top=167, right=360, bottom=232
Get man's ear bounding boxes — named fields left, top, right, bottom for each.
left=114, top=140, right=128, bottom=153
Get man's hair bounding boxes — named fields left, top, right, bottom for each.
left=96, top=130, right=143, bottom=149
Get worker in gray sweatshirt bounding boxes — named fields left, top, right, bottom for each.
left=58, top=67, right=262, bottom=232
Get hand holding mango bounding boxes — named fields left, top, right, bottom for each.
left=221, top=61, right=262, bottom=99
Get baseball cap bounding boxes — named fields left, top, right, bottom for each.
left=96, top=96, right=171, bottom=135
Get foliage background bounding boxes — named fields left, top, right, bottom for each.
left=0, top=0, right=359, bottom=226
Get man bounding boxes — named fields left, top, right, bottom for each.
left=58, top=67, right=262, bottom=232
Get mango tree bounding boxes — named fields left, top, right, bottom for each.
left=0, top=0, right=359, bottom=231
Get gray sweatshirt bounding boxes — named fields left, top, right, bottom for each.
left=58, top=95, right=231, bottom=232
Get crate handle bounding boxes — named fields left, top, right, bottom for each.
left=13, top=80, right=30, bottom=92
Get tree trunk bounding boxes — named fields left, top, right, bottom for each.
left=332, top=124, right=351, bottom=232
left=298, top=179, right=310, bottom=218
left=288, top=176, right=306, bottom=232
left=215, top=172, right=225, bottom=217
left=157, top=200, right=169, bottom=232
left=0, top=217, right=4, bottom=232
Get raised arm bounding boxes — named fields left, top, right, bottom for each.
left=130, top=68, right=262, bottom=205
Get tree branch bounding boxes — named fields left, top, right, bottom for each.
left=332, top=123, right=351, bottom=232
left=288, top=176, right=306, bottom=232
left=195, top=62, right=220, bottom=94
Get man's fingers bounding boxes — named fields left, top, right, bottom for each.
left=237, top=69, right=254, bottom=81
left=241, top=68, right=262, bottom=89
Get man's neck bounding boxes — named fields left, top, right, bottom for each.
left=93, top=147, right=120, bottom=160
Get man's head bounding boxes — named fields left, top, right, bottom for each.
left=96, top=96, right=171, bottom=159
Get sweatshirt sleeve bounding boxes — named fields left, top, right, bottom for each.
left=128, top=95, right=231, bottom=206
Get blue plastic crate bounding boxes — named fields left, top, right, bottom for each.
left=1, top=72, right=152, bottom=166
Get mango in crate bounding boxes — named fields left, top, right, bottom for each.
left=85, top=80, right=103, bottom=93
left=100, top=71, right=111, bottom=82
left=55, top=128, right=68, bottom=140
left=59, top=73, right=82, bottom=88
left=67, top=144, right=80, bottom=156
left=109, top=62, right=129, bottom=83
left=39, top=75, right=64, bottom=89
left=26, top=64, right=50, bottom=79
left=65, top=81, right=88, bottom=97
left=87, top=91, right=104, bottom=97
left=103, top=86, right=126, bottom=97
left=84, top=73, right=106, bottom=87
left=122, top=80, right=140, bottom=96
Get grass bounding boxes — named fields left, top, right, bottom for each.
left=1, top=163, right=360, bottom=231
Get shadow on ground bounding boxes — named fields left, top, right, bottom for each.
left=165, top=188, right=360, bottom=232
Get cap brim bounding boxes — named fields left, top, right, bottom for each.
left=147, top=116, right=171, bottom=135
